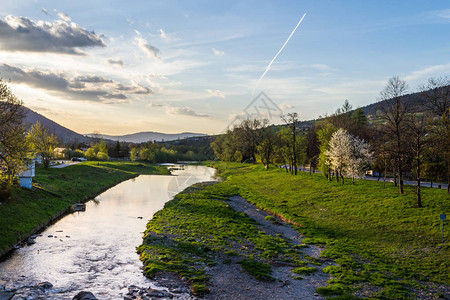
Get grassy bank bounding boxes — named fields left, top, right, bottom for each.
left=0, top=161, right=170, bottom=256
left=138, top=182, right=309, bottom=296
left=140, top=162, right=449, bottom=298
left=211, top=162, right=449, bottom=298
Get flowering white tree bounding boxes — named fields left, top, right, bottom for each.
left=326, top=128, right=373, bottom=184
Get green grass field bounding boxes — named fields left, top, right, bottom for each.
left=0, top=161, right=169, bottom=255
left=209, top=162, right=449, bottom=298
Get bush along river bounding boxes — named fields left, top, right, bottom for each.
left=0, top=165, right=217, bottom=299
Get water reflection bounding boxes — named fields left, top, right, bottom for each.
left=0, top=165, right=217, bottom=299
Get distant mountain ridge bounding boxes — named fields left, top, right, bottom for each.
left=86, top=132, right=206, bottom=143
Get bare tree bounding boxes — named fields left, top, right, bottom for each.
left=377, top=76, right=409, bottom=194
left=0, top=79, right=27, bottom=185
left=408, top=114, right=430, bottom=207
left=419, top=76, right=450, bottom=193
left=257, top=125, right=277, bottom=169
left=281, top=113, right=299, bottom=175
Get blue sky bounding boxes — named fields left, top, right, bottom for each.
left=0, top=1, right=449, bottom=135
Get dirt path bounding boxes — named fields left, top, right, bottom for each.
left=203, top=195, right=332, bottom=300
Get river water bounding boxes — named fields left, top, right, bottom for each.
left=0, top=165, right=217, bottom=299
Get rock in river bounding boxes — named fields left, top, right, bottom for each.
left=72, top=291, right=98, bottom=300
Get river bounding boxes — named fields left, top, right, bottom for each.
left=0, top=165, right=217, bottom=299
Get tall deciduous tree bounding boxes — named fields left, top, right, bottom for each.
left=408, top=114, right=430, bottom=207
left=281, top=113, right=299, bottom=175
left=27, top=121, right=58, bottom=169
left=377, top=76, right=409, bottom=194
left=0, top=79, right=27, bottom=185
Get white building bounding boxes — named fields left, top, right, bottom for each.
left=19, top=159, right=36, bottom=189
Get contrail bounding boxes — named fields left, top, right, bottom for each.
left=252, top=13, right=306, bottom=96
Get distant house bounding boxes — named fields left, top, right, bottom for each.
left=19, top=159, right=36, bottom=189
left=53, top=147, right=67, bottom=159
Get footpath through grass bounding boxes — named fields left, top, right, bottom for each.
left=0, top=161, right=169, bottom=256
left=209, top=162, right=449, bottom=298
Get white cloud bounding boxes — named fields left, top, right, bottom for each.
left=159, top=29, right=167, bottom=39
left=166, top=106, right=208, bottom=117
left=404, top=64, right=450, bottom=81
left=436, top=9, right=450, bottom=19
left=206, top=89, right=226, bottom=98
left=57, top=12, right=71, bottom=22
left=279, top=103, right=294, bottom=110
left=212, top=48, right=225, bottom=56
left=135, top=33, right=160, bottom=59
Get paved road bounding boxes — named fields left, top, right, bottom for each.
left=285, top=166, right=448, bottom=190
left=50, top=161, right=82, bottom=168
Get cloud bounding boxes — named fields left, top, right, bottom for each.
left=166, top=106, right=208, bottom=117
left=0, top=15, right=105, bottom=55
left=135, top=32, right=160, bottom=58
left=279, top=103, right=294, bottom=110
left=0, top=64, right=153, bottom=103
left=206, top=89, right=226, bottom=98
left=41, top=8, right=49, bottom=16
left=159, top=29, right=167, bottom=39
left=147, top=102, right=164, bottom=107
left=212, top=48, right=225, bottom=56
left=436, top=9, right=450, bottom=19
left=107, top=58, right=124, bottom=66
left=57, top=12, right=71, bottom=22
left=404, top=64, right=450, bottom=81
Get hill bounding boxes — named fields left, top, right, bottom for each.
left=87, top=132, right=206, bottom=143
left=23, top=107, right=90, bottom=144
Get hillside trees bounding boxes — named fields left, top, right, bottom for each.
left=0, top=79, right=27, bottom=185
left=419, top=76, right=450, bottom=193
left=26, top=121, right=58, bottom=169
left=377, top=76, right=409, bottom=194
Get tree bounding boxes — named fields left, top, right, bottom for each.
left=327, top=128, right=373, bottom=185
left=419, top=76, right=450, bottom=193
left=317, top=123, right=337, bottom=180
left=27, top=121, right=58, bottom=169
left=0, top=79, right=27, bottom=186
left=130, top=148, right=138, bottom=161
left=85, top=148, right=97, bottom=160
left=306, top=125, right=320, bottom=175
left=257, top=126, right=277, bottom=169
left=139, top=148, right=155, bottom=162
left=281, top=113, right=300, bottom=174
left=96, top=151, right=109, bottom=161
left=377, top=76, right=409, bottom=194
left=408, top=114, right=430, bottom=207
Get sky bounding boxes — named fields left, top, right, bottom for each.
left=0, top=1, right=449, bottom=135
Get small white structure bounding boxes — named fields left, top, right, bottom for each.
left=19, top=159, right=36, bottom=189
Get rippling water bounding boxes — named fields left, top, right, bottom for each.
left=0, top=165, right=217, bottom=299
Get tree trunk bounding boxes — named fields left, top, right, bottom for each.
left=336, top=169, right=339, bottom=182
left=352, top=175, right=355, bottom=185
left=417, top=157, right=422, bottom=208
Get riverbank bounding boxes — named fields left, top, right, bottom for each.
left=0, top=161, right=170, bottom=259
left=140, top=162, right=449, bottom=299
